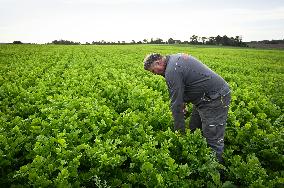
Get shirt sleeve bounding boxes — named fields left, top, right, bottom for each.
left=166, top=69, right=185, bottom=133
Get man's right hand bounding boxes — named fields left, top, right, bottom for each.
left=182, top=103, right=189, bottom=118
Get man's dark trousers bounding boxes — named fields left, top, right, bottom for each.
left=189, top=93, right=231, bottom=163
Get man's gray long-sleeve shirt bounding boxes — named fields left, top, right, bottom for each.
left=164, top=54, right=230, bottom=131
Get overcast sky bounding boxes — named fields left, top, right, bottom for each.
left=0, top=0, right=283, bottom=43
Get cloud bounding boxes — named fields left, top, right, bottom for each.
left=225, top=7, right=284, bottom=22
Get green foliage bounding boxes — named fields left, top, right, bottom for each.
left=0, top=44, right=283, bottom=187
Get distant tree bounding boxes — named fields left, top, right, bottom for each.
left=174, top=40, right=182, bottom=44
left=234, top=36, right=246, bottom=46
left=168, top=38, right=175, bottom=44
left=51, top=39, right=80, bottom=45
left=221, top=35, right=230, bottom=46
left=201, top=37, right=207, bottom=44
left=154, top=38, right=164, bottom=44
left=234, top=36, right=240, bottom=44
left=207, top=37, right=216, bottom=45
left=13, top=41, right=23, bottom=44
left=215, top=35, right=222, bottom=45
left=229, top=37, right=235, bottom=46
left=131, top=40, right=136, bottom=44
left=143, top=39, right=148, bottom=43
left=190, top=35, right=198, bottom=44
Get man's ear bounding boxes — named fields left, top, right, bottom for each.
left=157, top=60, right=163, bottom=65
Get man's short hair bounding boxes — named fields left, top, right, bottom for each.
left=143, top=53, right=162, bottom=70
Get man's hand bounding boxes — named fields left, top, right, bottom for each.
left=182, top=103, right=189, bottom=118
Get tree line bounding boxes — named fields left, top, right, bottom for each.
left=10, top=36, right=284, bottom=47
left=46, top=35, right=247, bottom=47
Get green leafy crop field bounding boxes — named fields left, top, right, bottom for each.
left=0, top=44, right=283, bottom=187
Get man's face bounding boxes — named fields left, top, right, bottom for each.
left=148, top=59, right=166, bottom=76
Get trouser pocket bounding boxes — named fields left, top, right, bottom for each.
left=203, top=123, right=225, bottom=162
left=203, top=122, right=225, bottom=141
